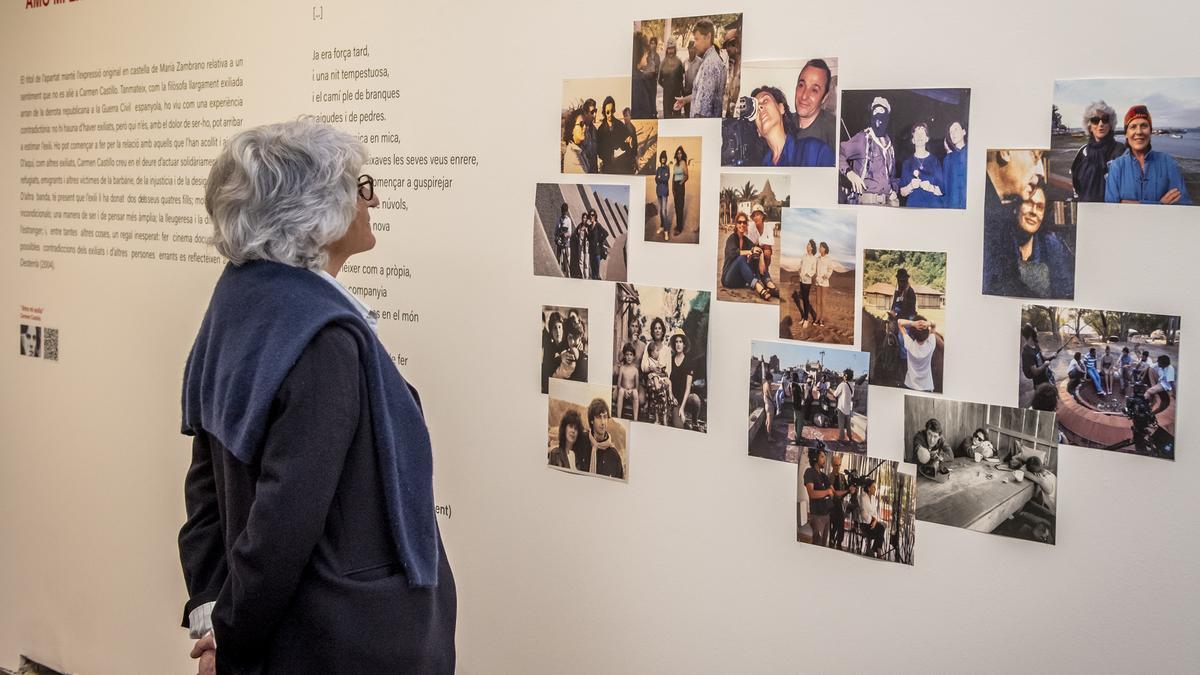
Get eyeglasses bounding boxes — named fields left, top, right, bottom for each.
left=357, top=174, right=374, bottom=201
left=735, top=219, right=748, bottom=224
left=1089, top=116, right=1110, bottom=125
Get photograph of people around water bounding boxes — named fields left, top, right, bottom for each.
left=778, top=208, right=857, bottom=345
left=1051, top=77, right=1198, bottom=205
left=532, top=182, right=629, bottom=282
left=837, top=88, right=970, bottom=208
left=645, top=136, right=702, bottom=244
left=632, top=13, right=742, bottom=120
left=715, top=58, right=840, bottom=168
left=715, top=173, right=790, bottom=304
left=561, top=76, right=658, bottom=176
left=1019, top=305, right=1179, bottom=460
left=797, top=450, right=915, bottom=565
left=612, top=283, right=711, bottom=433
left=983, top=149, right=1077, bottom=300
left=861, top=249, right=946, bottom=393
left=547, top=379, right=630, bottom=482
left=541, top=306, right=588, bottom=394
left=904, top=396, right=1059, bottom=545
left=720, top=58, right=838, bottom=167
left=749, top=340, right=869, bottom=463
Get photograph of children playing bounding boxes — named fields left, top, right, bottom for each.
left=904, top=396, right=1059, bottom=545
left=861, top=249, right=947, bottom=393
left=748, top=340, right=868, bottom=463
left=1019, top=305, right=1179, bottom=460
left=612, top=283, right=710, bottom=433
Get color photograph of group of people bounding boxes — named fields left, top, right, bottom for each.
left=532, top=182, right=629, bottom=282
left=1050, top=77, right=1199, bottom=205
left=541, top=306, right=588, bottom=394
left=797, top=450, right=915, bottom=565
left=644, top=136, right=701, bottom=244
left=1019, top=305, right=1179, bottom=460
left=983, top=149, right=1077, bottom=300
left=547, top=380, right=630, bottom=482
left=612, top=284, right=710, bottom=433
left=715, top=173, right=789, bottom=305
left=837, top=88, right=971, bottom=208
left=560, top=77, right=657, bottom=176
left=861, top=249, right=947, bottom=393
left=778, top=208, right=856, bottom=346
left=749, top=340, right=869, bottom=463
left=632, top=13, right=742, bottom=119
left=904, top=397, right=1059, bottom=545
left=720, top=58, right=838, bottom=168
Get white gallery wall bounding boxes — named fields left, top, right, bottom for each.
left=1, top=1, right=1198, bottom=673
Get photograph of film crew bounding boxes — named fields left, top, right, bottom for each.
left=1019, top=305, right=1179, bottom=460
left=749, top=340, right=869, bottom=463
left=547, top=379, right=630, bottom=482
left=613, top=283, right=711, bottom=433
left=837, top=88, right=970, bottom=208
left=715, top=173, right=790, bottom=304
left=904, top=396, right=1059, bottom=545
left=632, top=13, right=742, bottom=119
left=1051, top=77, right=1199, bottom=205
left=797, top=449, right=915, bottom=565
left=532, top=182, right=629, bottom=282
left=540, top=306, right=588, bottom=394
left=861, top=249, right=946, bottom=393
left=983, top=149, right=1077, bottom=300
left=720, top=58, right=838, bottom=167
left=561, top=76, right=658, bottom=175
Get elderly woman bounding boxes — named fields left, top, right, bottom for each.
left=1105, top=105, right=1192, bottom=205
left=178, top=119, right=456, bottom=673
left=1070, top=100, right=1122, bottom=202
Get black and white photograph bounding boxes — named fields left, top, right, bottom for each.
left=904, top=396, right=1059, bottom=545
left=797, top=450, right=915, bottom=565
left=749, top=340, right=869, bottom=463
left=720, top=58, right=838, bottom=167
left=547, top=379, right=630, bottom=482
left=532, top=182, right=630, bottom=282
left=1020, top=305, right=1179, bottom=460
left=983, top=149, right=1077, bottom=300
left=612, top=283, right=710, bottom=433
left=19, top=324, right=41, bottom=358
left=837, top=88, right=971, bottom=208
left=541, top=306, right=588, bottom=394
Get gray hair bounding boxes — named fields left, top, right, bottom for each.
left=1082, top=100, right=1116, bottom=131
left=205, top=117, right=367, bottom=270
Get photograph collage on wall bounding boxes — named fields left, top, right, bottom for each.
left=861, top=249, right=947, bottom=393
left=632, top=13, right=743, bottom=120
left=1051, top=77, right=1198, bottom=205
left=778, top=208, right=856, bottom=345
left=982, top=149, right=1076, bottom=300
left=1019, top=305, right=1179, bottom=460
left=561, top=77, right=658, bottom=176
left=612, top=283, right=711, bottom=433
left=749, top=340, right=869, bottom=463
left=837, top=88, right=971, bottom=208
left=721, top=58, right=838, bottom=168
left=540, top=306, right=588, bottom=394
left=645, top=136, right=702, bottom=244
left=715, top=173, right=790, bottom=305
left=547, top=379, right=630, bottom=482
left=797, top=451, right=915, bottom=565
left=532, top=182, right=630, bottom=282
left=904, top=396, right=1059, bottom=545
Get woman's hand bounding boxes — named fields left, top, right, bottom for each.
left=190, top=632, right=216, bottom=675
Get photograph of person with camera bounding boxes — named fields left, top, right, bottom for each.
left=541, top=306, right=588, bottom=394
left=532, top=182, right=630, bottom=282
left=796, top=448, right=915, bottom=564
left=904, top=395, right=1060, bottom=545
left=1019, top=305, right=1180, bottom=461
left=719, top=58, right=838, bottom=167
left=716, top=173, right=791, bottom=305
left=748, top=340, right=869, bottom=464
